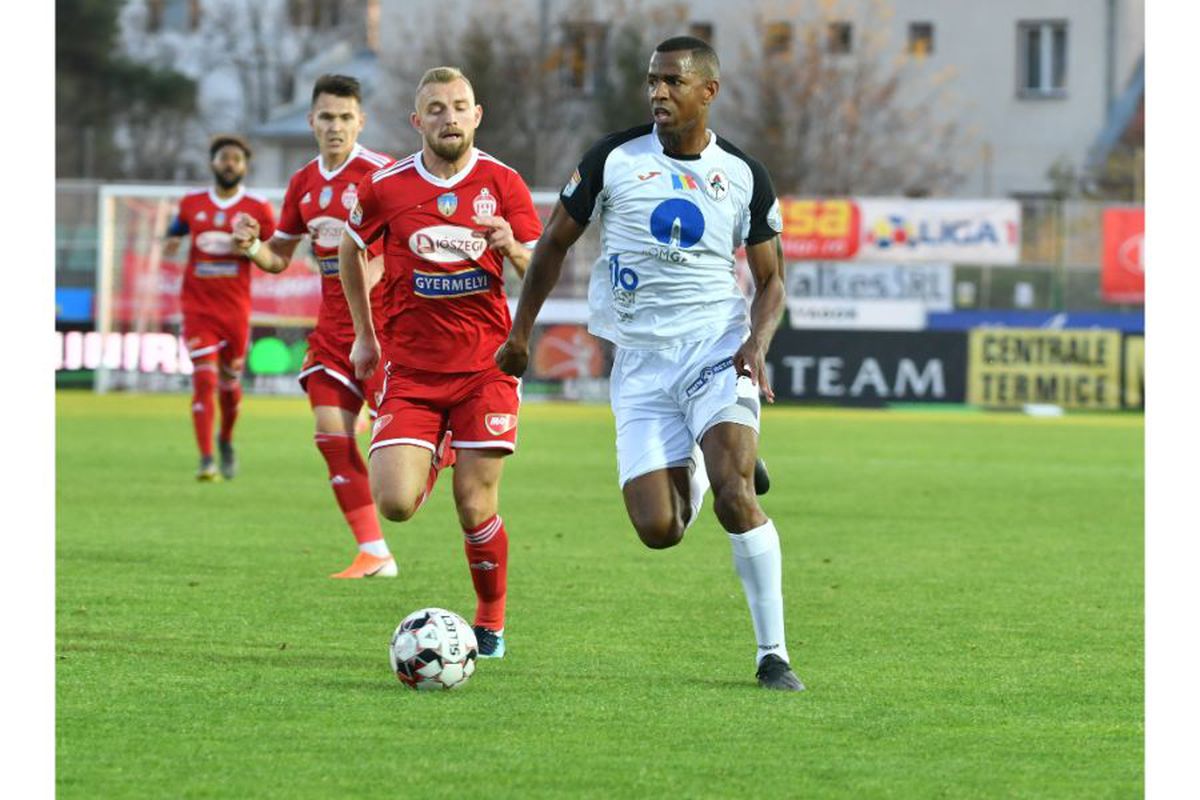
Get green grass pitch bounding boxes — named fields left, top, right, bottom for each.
left=56, top=392, right=1143, bottom=798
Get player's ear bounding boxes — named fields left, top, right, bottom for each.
left=474, top=105, right=483, bottom=129
left=705, top=78, right=720, bottom=105
left=409, top=111, right=421, bottom=132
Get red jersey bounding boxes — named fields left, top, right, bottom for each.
left=345, top=148, right=542, bottom=373
left=276, top=143, right=393, bottom=351
left=171, top=188, right=276, bottom=321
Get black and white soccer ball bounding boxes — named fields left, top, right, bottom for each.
left=389, top=608, right=478, bottom=691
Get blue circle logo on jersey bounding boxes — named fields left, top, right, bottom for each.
left=650, top=199, right=705, bottom=248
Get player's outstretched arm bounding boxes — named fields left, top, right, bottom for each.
left=338, top=231, right=380, bottom=380
left=495, top=202, right=586, bottom=377
left=735, top=235, right=786, bottom=403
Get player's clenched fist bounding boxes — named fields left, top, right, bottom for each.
left=231, top=212, right=260, bottom=250
left=494, top=337, right=529, bottom=378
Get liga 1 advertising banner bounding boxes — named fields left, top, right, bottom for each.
left=778, top=198, right=1021, bottom=265
left=966, top=328, right=1123, bottom=410
left=765, top=329, right=967, bottom=405
left=1100, top=207, right=1144, bottom=304
left=785, top=262, right=953, bottom=330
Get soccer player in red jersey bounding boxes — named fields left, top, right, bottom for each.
left=338, top=67, right=543, bottom=656
left=231, top=74, right=408, bottom=579
left=165, top=135, right=276, bottom=482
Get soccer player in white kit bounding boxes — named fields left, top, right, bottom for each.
left=496, top=36, right=803, bottom=691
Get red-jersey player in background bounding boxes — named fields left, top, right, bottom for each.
left=338, top=67, right=542, bottom=657
left=231, top=74, right=418, bottom=579
left=165, top=135, right=276, bottom=481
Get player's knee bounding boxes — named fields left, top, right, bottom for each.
left=453, top=495, right=497, bottom=531
left=712, top=480, right=759, bottom=532
left=375, top=491, right=419, bottom=523
left=629, top=508, right=684, bottom=550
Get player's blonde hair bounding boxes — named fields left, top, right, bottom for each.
left=415, top=66, right=475, bottom=108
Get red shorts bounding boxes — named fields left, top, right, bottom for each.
left=183, top=314, right=249, bottom=369
left=369, top=364, right=521, bottom=457
left=298, top=337, right=386, bottom=414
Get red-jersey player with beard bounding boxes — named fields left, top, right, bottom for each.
left=232, top=74, right=420, bottom=579
left=338, top=67, right=542, bottom=657
left=165, top=135, right=276, bottom=482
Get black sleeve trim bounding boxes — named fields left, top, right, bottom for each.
left=560, top=124, right=653, bottom=228
left=716, top=136, right=780, bottom=246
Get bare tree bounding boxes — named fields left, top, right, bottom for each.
left=726, top=0, right=969, bottom=196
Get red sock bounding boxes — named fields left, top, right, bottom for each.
left=191, top=366, right=217, bottom=458
left=463, top=515, right=508, bottom=630
left=217, top=377, right=242, bottom=444
left=314, top=433, right=383, bottom=544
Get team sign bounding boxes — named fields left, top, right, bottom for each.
left=967, top=329, right=1122, bottom=409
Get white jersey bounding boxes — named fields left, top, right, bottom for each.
left=560, top=124, right=783, bottom=349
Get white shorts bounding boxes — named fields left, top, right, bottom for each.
left=610, top=326, right=760, bottom=487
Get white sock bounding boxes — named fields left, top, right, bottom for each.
left=685, top=444, right=709, bottom=530
left=359, top=539, right=391, bottom=558
left=728, top=519, right=790, bottom=666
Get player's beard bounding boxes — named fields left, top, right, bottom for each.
left=212, top=168, right=244, bottom=190
left=427, top=131, right=472, bottom=163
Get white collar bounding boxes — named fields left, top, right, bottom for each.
left=412, top=147, right=480, bottom=188
left=317, top=143, right=363, bottom=181
left=208, top=186, right=246, bottom=209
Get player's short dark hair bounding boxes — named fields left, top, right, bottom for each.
left=655, top=36, right=721, bottom=79
left=311, top=73, right=362, bottom=106
left=209, top=134, right=252, bottom=160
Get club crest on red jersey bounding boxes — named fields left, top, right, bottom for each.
left=318, top=185, right=333, bottom=209
left=484, top=413, right=517, bottom=436
left=472, top=187, right=497, bottom=217
left=349, top=202, right=363, bottom=226
left=437, top=193, right=458, bottom=217
left=341, top=185, right=357, bottom=210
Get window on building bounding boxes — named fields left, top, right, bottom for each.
left=908, top=22, right=934, bottom=57
left=560, top=22, right=609, bottom=96
left=1018, top=20, right=1068, bottom=97
left=689, top=22, right=714, bottom=47
left=146, top=0, right=164, bottom=32
left=764, top=21, right=792, bottom=56
left=827, top=21, right=853, bottom=54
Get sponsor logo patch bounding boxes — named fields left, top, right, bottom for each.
left=685, top=356, right=735, bottom=397
left=408, top=224, right=488, bottom=264
left=637, top=171, right=661, bottom=181
left=413, top=267, right=491, bottom=298
left=307, top=215, right=345, bottom=249
left=484, top=413, right=517, bottom=436
left=194, top=230, right=236, bottom=256
left=562, top=169, right=581, bottom=197
left=472, top=187, right=497, bottom=217
left=437, top=192, right=458, bottom=216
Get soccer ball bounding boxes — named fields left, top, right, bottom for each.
left=389, top=608, right=478, bottom=691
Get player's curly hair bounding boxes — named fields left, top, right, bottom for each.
left=209, top=134, right=252, bottom=160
